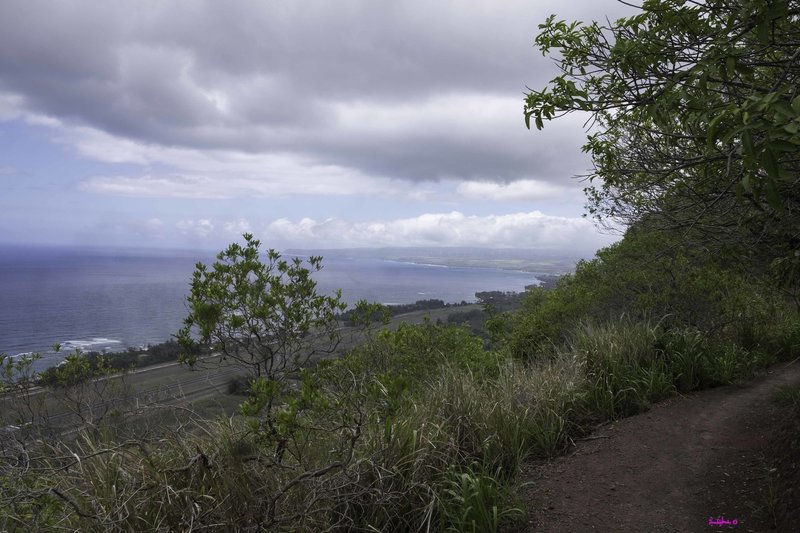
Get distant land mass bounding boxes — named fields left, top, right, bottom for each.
left=286, top=247, right=583, bottom=275
left=0, top=244, right=545, bottom=359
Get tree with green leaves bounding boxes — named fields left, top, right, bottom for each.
left=525, top=0, right=800, bottom=281
left=177, top=234, right=346, bottom=381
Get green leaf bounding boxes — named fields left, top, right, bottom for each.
left=765, top=177, right=782, bottom=210
left=706, top=112, right=727, bottom=147
left=741, top=173, right=751, bottom=192
left=791, top=95, right=800, bottom=113
left=726, top=56, right=736, bottom=77
left=762, top=148, right=780, bottom=182
left=741, top=130, right=754, bottom=157
left=773, top=101, right=795, bottom=120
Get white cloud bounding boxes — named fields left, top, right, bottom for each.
left=1, top=38, right=594, bottom=203
left=42, top=122, right=402, bottom=198
left=79, top=168, right=388, bottom=199
left=324, top=94, right=592, bottom=181
left=26, top=89, right=592, bottom=205
left=144, top=217, right=163, bottom=230
left=24, top=113, right=62, bottom=128
left=0, top=1, right=640, bottom=251
left=68, top=126, right=151, bottom=164
left=176, top=218, right=214, bottom=238
left=264, top=211, right=614, bottom=251
left=0, top=92, right=23, bottom=121
left=223, top=218, right=251, bottom=234
left=456, top=179, right=573, bottom=202
left=160, top=211, right=615, bottom=250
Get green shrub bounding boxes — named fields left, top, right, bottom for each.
left=328, top=321, right=500, bottom=407
left=568, top=319, right=674, bottom=418
left=502, top=227, right=791, bottom=363
left=7, top=233, right=798, bottom=531
left=701, top=344, right=755, bottom=386
left=662, top=327, right=708, bottom=392
left=754, top=313, right=800, bottom=362
left=440, top=465, right=525, bottom=533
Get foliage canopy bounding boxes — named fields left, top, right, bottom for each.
left=525, top=0, right=800, bottom=279
left=177, top=233, right=346, bottom=380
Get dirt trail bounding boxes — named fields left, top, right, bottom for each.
left=519, top=360, right=800, bottom=532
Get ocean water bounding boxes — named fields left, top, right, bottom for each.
left=0, top=245, right=539, bottom=366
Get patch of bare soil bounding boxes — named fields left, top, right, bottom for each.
left=517, top=361, right=800, bottom=532
left=765, top=391, right=800, bottom=530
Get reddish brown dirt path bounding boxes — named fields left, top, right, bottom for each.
left=518, top=360, right=800, bottom=532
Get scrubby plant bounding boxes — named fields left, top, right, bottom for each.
left=566, top=319, right=674, bottom=418
left=177, top=233, right=346, bottom=381
left=327, top=320, right=501, bottom=412
left=505, top=224, right=789, bottom=356
left=6, top=229, right=800, bottom=531
left=440, top=465, right=524, bottom=533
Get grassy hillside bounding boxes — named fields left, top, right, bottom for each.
left=3, top=224, right=799, bottom=530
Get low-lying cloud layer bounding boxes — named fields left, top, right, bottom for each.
left=160, top=211, right=614, bottom=253
left=265, top=211, right=611, bottom=251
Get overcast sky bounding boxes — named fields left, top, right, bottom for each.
left=0, top=0, right=633, bottom=254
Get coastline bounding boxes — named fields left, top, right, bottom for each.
left=1, top=246, right=560, bottom=362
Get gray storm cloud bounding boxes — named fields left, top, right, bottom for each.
left=0, top=0, right=635, bottom=188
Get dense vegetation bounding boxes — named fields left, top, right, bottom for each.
left=4, top=230, right=797, bottom=530
left=3, top=230, right=797, bottom=530
left=35, top=340, right=206, bottom=387
left=2, top=0, right=799, bottom=530
left=339, top=298, right=472, bottom=327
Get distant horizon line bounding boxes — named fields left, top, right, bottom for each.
left=0, top=240, right=589, bottom=256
